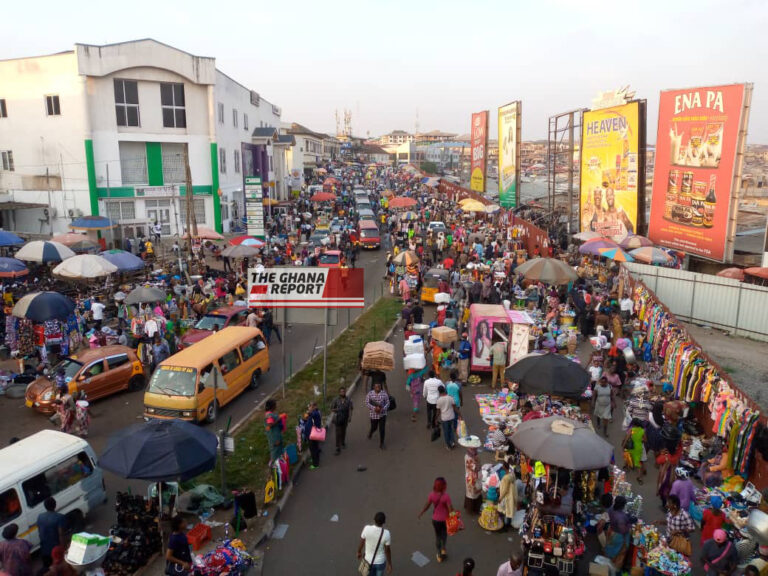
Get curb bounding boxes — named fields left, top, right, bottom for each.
left=250, top=315, right=399, bottom=574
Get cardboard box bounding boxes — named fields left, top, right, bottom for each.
left=588, top=562, right=611, bottom=576
left=431, top=326, right=457, bottom=344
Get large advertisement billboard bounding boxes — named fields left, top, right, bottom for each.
left=498, top=102, right=521, bottom=208
left=470, top=111, right=489, bottom=193
left=648, top=84, right=750, bottom=261
left=580, top=101, right=645, bottom=236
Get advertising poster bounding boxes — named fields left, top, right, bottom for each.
left=244, top=176, right=265, bottom=238
left=580, top=102, right=643, bottom=236
left=470, top=111, right=488, bottom=193
left=498, top=102, right=520, bottom=208
left=648, top=84, right=749, bottom=261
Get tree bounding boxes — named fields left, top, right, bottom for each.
left=421, top=161, right=438, bottom=175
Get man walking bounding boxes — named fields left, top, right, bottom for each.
left=490, top=339, right=507, bottom=391
left=151, top=334, right=170, bottom=372
left=36, top=497, right=67, bottom=571
left=331, top=386, right=353, bottom=455
left=365, top=382, right=390, bottom=450
left=357, top=512, right=392, bottom=575
left=437, top=385, right=460, bottom=450
left=457, top=333, right=471, bottom=383
left=423, top=370, right=442, bottom=430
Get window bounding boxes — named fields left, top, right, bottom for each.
left=107, top=354, right=130, bottom=369
left=1, top=151, right=13, bottom=172
left=45, top=95, right=61, bottom=116
left=217, top=350, right=241, bottom=375
left=114, top=79, right=140, bottom=127
left=218, top=103, right=224, bottom=124
left=105, top=200, right=135, bottom=222
left=220, top=202, right=229, bottom=221
left=244, top=113, right=248, bottom=131
left=232, top=108, right=238, bottom=128
left=179, top=198, right=206, bottom=226
left=240, top=336, right=267, bottom=360
left=160, top=83, right=186, bottom=128
left=84, top=360, right=105, bottom=378
left=161, top=142, right=185, bottom=184
left=234, top=150, right=240, bottom=173
left=0, top=488, right=21, bottom=525
left=22, top=452, right=94, bottom=508
left=119, top=142, right=147, bottom=185
left=0, top=99, right=6, bottom=118
left=219, top=148, right=226, bottom=174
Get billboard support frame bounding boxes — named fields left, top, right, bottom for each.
left=547, top=109, right=585, bottom=234
left=725, top=84, right=754, bottom=262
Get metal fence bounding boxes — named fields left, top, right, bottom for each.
left=624, top=262, right=768, bottom=342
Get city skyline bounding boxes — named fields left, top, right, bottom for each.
left=1, top=0, right=766, bottom=143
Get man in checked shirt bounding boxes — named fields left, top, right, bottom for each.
left=365, top=381, right=390, bottom=450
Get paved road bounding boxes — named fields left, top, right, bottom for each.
left=0, top=247, right=388, bottom=535
left=262, top=317, right=671, bottom=575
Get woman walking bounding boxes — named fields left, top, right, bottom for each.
left=418, top=477, right=453, bottom=563
left=622, top=417, right=647, bottom=484
left=165, top=516, right=192, bottom=574
left=406, top=366, right=427, bottom=423
left=592, top=376, right=615, bottom=436
left=302, top=402, right=323, bottom=469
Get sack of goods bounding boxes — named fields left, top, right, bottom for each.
left=362, top=341, right=395, bottom=371
left=434, top=292, right=451, bottom=304
left=403, top=352, right=427, bottom=371
left=403, top=335, right=424, bottom=356
left=432, top=326, right=458, bottom=344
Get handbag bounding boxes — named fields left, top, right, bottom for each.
left=358, top=527, right=385, bottom=576
left=446, top=510, right=464, bottom=536
left=309, top=426, right=326, bottom=442
left=669, top=533, right=692, bottom=556
left=387, top=394, right=397, bottom=411
left=165, top=562, right=189, bottom=576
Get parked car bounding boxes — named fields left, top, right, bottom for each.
left=25, top=346, right=145, bottom=414
left=180, top=306, right=250, bottom=349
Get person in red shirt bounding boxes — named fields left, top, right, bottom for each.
left=700, top=495, right=726, bottom=544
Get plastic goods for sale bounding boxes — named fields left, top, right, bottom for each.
left=403, top=353, right=427, bottom=371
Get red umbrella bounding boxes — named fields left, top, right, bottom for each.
left=744, top=267, right=768, bottom=281
left=716, top=267, right=745, bottom=281
left=229, top=235, right=265, bottom=247
left=388, top=196, right=417, bottom=209
left=310, top=192, right=336, bottom=202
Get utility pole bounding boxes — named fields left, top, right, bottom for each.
left=183, top=143, right=198, bottom=259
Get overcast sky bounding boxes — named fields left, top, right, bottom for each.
left=2, top=0, right=766, bottom=143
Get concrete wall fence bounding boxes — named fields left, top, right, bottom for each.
left=623, top=262, right=768, bottom=342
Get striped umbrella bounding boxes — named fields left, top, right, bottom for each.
left=0, top=257, right=28, bottom=278
left=400, top=211, right=418, bottom=221
left=13, top=291, right=75, bottom=322
left=629, top=247, right=673, bottom=265
left=597, top=246, right=634, bottom=262
left=15, top=241, right=75, bottom=263
left=578, top=238, right=619, bottom=256
left=619, top=234, right=654, bottom=250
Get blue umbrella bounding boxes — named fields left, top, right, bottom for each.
left=15, top=241, right=75, bottom=263
left=0, top=257, right=28, bottom=278
left=101, top=249, right=145, bottom=272
left=0, top=231, right=24, bottom=247
left=70, top=215, right=116, bottom=230
left=100, top=419, right=218, bottom=481
left=12, top=291, right=75, bottom=322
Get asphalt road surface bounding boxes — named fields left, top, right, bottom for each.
left=0, top=247, right=388, bottom=535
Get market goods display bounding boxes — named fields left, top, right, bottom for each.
left=361, top=341, right=395, bottom=371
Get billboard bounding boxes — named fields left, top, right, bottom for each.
left=580, top=101, right=645, bottom=236
left=648, top=84, right=751, bottom=261
left=470, top=111, right=489, bottom=193
left=248, top=267, right=365, bottom=308
left=244, top=177, right=265, bottom=238
left=498, top=102, right=521, bottom=208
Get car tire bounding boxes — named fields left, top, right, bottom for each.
left=205, top=400, right=218, bottom=424
left=128, top=375, right=145, bottom=392
left=249, top=369, right=262, bottom=390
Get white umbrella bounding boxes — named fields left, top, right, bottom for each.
left=52, top=254, right=118, bottom=279
left=572, top=231, right=601, bottom=242
left=16, top=241, right=75, bottom=263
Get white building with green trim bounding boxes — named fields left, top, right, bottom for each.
left=0, top=39, right=289, bottom=239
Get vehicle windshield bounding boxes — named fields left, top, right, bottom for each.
left=148, top=366, right=198, bottom=397
left=319, top=253, right=340, bottom=265
left=195, top=315, right=227, bottom=331
left=53, top=358, right=83, bottom=381
left=360, top=229, right=379, bottom=238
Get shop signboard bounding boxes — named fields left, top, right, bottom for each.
left=498, top=101, right=521, bottom=208
left=244, top=176, right=265, bottom=238
left=648, top=83, right=752, bottom=262
left=470, top=111, right=489, bottom=193
left=580, top=100, right=646, bottom=236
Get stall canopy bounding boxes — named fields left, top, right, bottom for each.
left=619, top=234, right=654, bottom=250
left=229, top=235, right=265, bottom=247
left=716, top=267, right=745, bottom=281
left=505, top=352, right=589, bottom=399
left=511, top=416, right=614, bottom=470
left=15, top=240, right=75, bottom=264
left=629, top=246, right=673, bottom=265
left=13, top=291, right=75, bottom=322
left=0, top=230, right=24, bottom=247
left=514, top=258, right=578, bottom=285
left=578, top=238, right=619, bottom=256
left=125, top=286, right=167, bottom=305
left=52, top=254, right=118, bottom=279
left=0, top=257, right=28, bottom=278
left=100, top=249, right=145, bottom=272
left=221, top=244, right=260, bottom=259
left=70, top=215, right=117, bottom=230
left=388, top=196, right=417, bottom=209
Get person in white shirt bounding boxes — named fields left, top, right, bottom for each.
left=357, top=512, right=392, bottom=575
left=422, top=371, right=443, bottom=430
left=436, top=385, right=461, bottom=450
left=91, top=297, right=106, bottom=330
left=619, top=296, right=634, bottom=322
left=496, top=550, right=523, bottom=576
